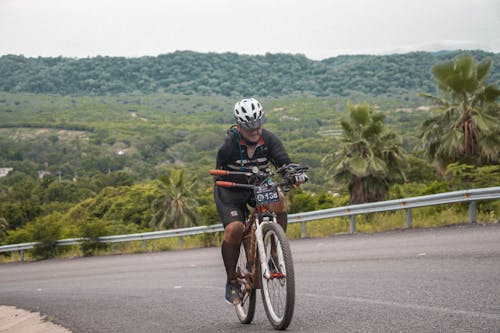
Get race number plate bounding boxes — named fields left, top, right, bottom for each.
left=255, top=186, right=280, bottom=205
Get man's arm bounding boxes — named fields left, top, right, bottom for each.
left=266, top=130, right=292, bottom=168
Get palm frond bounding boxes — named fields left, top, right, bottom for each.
left=476, top=58, right=492, bottom=83
left=437, top=129, right=464, bottom=160
left=349, top=103, right=371, bottom=127
left=483, top=84, right=500, bottom=103
left=347, top=156, right=369, bottom=177
left=418, top=93, right=450, bottom=107
left=479, top=130, right=500, bottom=163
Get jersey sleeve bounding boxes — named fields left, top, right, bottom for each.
left=266, top=130, right=292, bottom=168
left=215, top=135, right=235, bottom=170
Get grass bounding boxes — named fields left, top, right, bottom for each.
left=1, top=204, right=498, bottom=264
left=290, top=203, right=499, bottom=239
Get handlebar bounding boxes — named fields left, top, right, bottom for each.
left=215, top=180, right=255, bottom=190
left=210, top=170, right=229, bottom=176
left=211, top=164, right=308, bottom=191
left=210, top=169, right=253, bottom=177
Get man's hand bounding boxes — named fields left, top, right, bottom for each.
left=282, top=163, right=309, bottom=187
left=293, top=172, right=308, bottom=185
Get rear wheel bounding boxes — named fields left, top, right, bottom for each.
left=235, top=242, right=256, bottom=324
left=260, top=222, right=295, bottom=330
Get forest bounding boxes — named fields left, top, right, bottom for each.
left=1, top=50, right=500, bottom=97
left=0, top=51, right=499, bottom=260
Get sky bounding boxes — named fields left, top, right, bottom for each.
left=1, top=0, right=499, bottom=60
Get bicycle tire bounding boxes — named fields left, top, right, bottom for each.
left=235, top=242, right=256, bottom=324
left=260, top=222, right=295, bottom=330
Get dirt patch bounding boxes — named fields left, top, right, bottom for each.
left=0, top=128, right=88, bottom=141
left=0, top=305, right=71, bottom=333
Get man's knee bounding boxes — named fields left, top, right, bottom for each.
left=223, top=221, right=245, bottom=243
left=266, top=192, right=287, bottom=213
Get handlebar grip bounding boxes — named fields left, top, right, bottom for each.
left=210, top=170, right=229, bottom=176
left=215, top=181, right=235, bottom=188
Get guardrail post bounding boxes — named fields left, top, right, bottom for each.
left=301, top=221, right=307, bottom=238
left=142, top=240, right=147, bottom=251
left=20, top=249, right=24, bottom=263
left=350, top=215, right=356, bottom=234
left=405, top=208, right=412, bottom=228
left=178, top=236, right=184, bottom=248
left=469, top=200, right=477, bottom=224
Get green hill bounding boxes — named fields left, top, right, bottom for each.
left=1, top=51, right=499, bottom=257
left=1, top=50, right=499, bottom=97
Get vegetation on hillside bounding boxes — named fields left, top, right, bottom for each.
left=1, top=51, right=499, bottom=97
left=0, top=52, right=498, bottom=260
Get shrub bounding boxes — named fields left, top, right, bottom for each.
left=30, top=213, right=67, bottom=259
left=79, top=219, right=111, bottom=256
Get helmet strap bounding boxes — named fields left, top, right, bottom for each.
left=227, top=125, right=245, bottom=171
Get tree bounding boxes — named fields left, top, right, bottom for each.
left=150, top=169, right=199, bottom=229
left=419, top=55, right=500, bottom=170
left=445, top=163, right=500, bottom=190
left=322, top=103, right=407, bottom=204
left=0, top=217, right=8, bottom=242
left=30, top=213, right=67, bottom=259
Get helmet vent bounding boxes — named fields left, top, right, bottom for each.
left=233, top=98, right=264, bottom=126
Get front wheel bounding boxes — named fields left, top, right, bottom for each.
left=260, top=222, right=295, bottom=330
left=235, top=242, right=256, bottom=324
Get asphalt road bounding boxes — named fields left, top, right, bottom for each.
left=1, top=223, right=499, bottom=333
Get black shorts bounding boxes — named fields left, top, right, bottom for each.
left=214, top=186, right=254, bottom=228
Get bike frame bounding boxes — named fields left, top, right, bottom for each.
left=211, top=164, right=306, bottom=329
left=210, top=167, right=289, bottom=282
left=253, top=208, right=275, bottom=280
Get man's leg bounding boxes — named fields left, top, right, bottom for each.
left=266, top=191, right=288, bottom=231
left=221, top=221, right=245, bottom=283
left=221, top=221, right=245, bottom=304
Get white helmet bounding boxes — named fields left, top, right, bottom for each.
left=234, top=98, right=264, bottom=129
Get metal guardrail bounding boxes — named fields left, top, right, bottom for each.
left=1, top=186, right=499, bottom=263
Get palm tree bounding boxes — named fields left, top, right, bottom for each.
left=419, top=55, right=500, bottom=170
left=323, top=103, right=406, bottom=204
left=150, top=169, right=199, bottom=229
left=0, top=217, right=8, bottom=242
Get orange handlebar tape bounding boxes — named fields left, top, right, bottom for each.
left=215, top=181, right=235, bottom=188
left=210, top=170, right=229, bottom=176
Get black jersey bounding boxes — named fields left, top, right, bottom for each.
left=215, top=128, right=291, bottom=185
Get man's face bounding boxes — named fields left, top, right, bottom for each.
left=239, top=125, right=262, bottom=144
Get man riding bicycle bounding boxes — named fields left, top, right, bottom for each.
left=213, top=98, right=308, bottom=304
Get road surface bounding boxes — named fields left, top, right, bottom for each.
left=1, top=223, right=499, bottom=332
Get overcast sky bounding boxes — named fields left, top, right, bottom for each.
left=1, top=0, right=499, bottom=60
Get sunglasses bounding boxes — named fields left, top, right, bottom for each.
left=239, top=118, right=264, bottom=130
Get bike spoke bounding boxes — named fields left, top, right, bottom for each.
left=234, top=241, right=256, bottom=324
left=264, top=275, right=287, bottom=318
left=262, top=229, right=288, bottom=320
left=260, top=222, right=295, bottom=329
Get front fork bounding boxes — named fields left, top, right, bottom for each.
left=255, top=214, right=276, bottom=280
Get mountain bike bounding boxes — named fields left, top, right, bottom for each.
left=210, top=164, right=308, bottom=330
